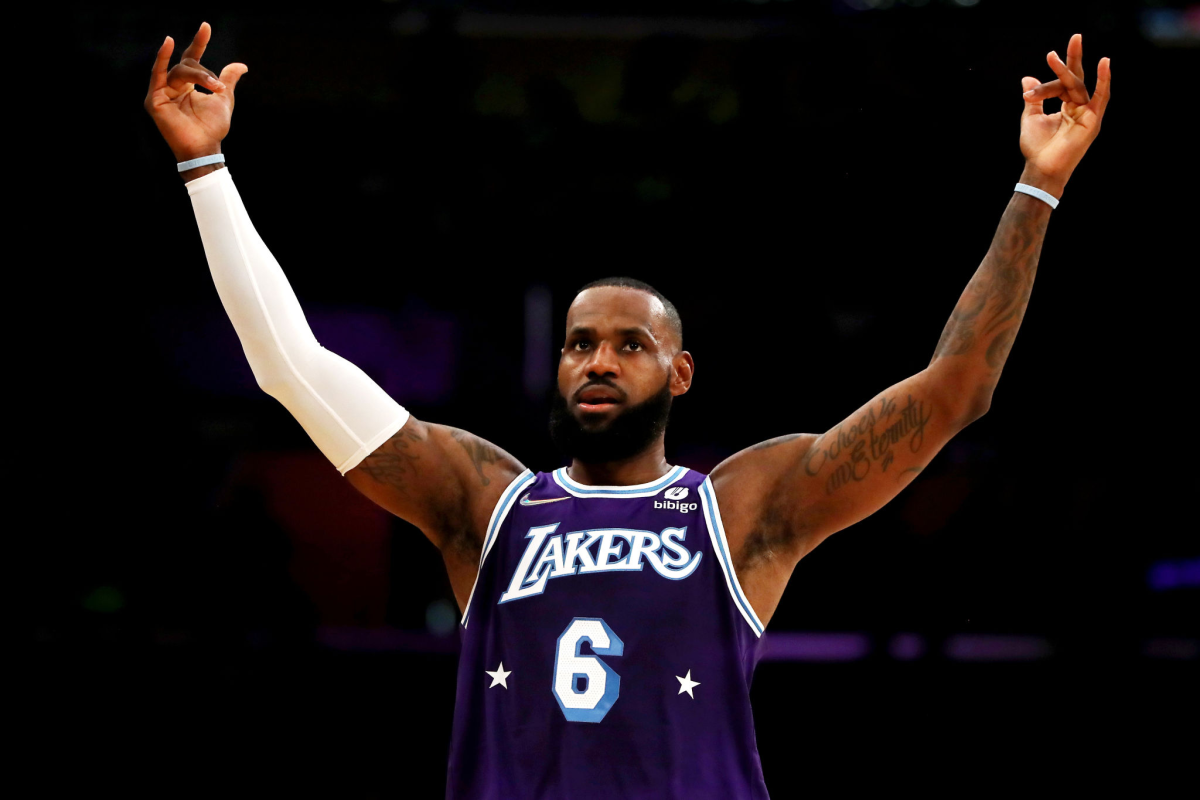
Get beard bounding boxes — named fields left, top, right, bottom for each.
left=549, top=379, right=673, bottom=464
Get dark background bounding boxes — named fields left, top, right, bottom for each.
left=32, top=0, right=1196, bottom=795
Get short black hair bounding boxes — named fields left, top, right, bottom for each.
left=575, top=277, right=683, bottom=347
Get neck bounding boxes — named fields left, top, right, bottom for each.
left=567, top=440, right=670, bottom=486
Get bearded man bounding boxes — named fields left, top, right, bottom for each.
left=145, top=22, right=1110, bottom=799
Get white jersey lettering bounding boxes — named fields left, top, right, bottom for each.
left=498, top=524, right=703, bottom=605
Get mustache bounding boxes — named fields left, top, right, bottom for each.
left=549, top=377, right=673, bottom=463
left=572, top=378, right=628, bottom=404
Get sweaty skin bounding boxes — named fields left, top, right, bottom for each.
left=147, top=24, right=1110, bottom=626
left=557, top=287, right=694, bottom=487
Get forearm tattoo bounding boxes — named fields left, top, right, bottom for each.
left=932, top=195, right=1050, bottom=370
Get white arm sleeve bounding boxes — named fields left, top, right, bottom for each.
left=187, top=168, right=409, bottom=475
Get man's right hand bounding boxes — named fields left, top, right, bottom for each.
left=144, top=22, right=247, bottom=171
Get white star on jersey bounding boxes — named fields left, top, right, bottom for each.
left=486, top=662, right=511, bottom=689
left=676, top=670, right=700, bottom=698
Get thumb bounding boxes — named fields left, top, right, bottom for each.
left=217, top=62, right=249, bottom=94
left=1021, top=76, right=1043, bottom=118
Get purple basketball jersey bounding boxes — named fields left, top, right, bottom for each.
left=447, top=466, right=770, bottom=799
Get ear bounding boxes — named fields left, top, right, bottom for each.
left=670, top=351, right=695, bottom=397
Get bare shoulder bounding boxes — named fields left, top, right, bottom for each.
left=709, top=433, right=822, bottom=570
left=439, top=424, right=525, bottom=490
left=347, top=416, right=525, bottom=560
left=709, top=432, right=822, bottom=496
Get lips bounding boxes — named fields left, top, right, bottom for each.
left=575, top=383, right=625, bottom=411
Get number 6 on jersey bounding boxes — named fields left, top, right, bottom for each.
left=553, top=618, right=624, bottom=722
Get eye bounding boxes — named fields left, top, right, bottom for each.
left=624, top=341, right=642, bottom=351
left=572, top=340, right=590, bottom=351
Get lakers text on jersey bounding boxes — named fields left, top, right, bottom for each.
left=447, top=466, right=770, bottom=800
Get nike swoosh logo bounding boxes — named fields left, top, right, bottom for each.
left=520, top=494, right=571, bottom=506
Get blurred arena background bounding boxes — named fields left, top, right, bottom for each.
left=32, top=0, right=1195, bottom=794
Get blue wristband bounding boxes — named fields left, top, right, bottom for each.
left=1013, top=182, right=1059, bottom=209
left=177, top=153, right=225, bottom=172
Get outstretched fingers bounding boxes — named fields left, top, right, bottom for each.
left=1064, top=33, right=1085, bottom=84
left=148, top=36, right=173, bottom=94
left=1024, top=33, right=1093, bottom=105
left=181, top=21, right=212, bottom=64
left=1047, top=50, right=1090, bottom=105
left=1092, top=57, right=1112, bottom=119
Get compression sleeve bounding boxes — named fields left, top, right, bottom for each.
left=187, top=168, right=409, bottom=474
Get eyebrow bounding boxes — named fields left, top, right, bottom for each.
left=618, top=327, right=657, bottom=342
left=567, top=325, right=658, bottom=342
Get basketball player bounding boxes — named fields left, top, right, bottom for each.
left=145, top=23, right=1110, bottom=798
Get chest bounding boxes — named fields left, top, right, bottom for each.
left=490, top=496, right=710, bottom=608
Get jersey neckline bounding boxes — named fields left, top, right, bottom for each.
left=551, top=465, right=689, bottom=498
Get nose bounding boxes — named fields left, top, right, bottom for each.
left=585, top=341, right=621, bottom=378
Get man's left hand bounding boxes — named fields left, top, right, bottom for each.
left=1019, top=33, right=1112, bottom=194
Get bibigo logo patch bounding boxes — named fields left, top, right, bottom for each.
left=655, top=485, right=697, bottom=512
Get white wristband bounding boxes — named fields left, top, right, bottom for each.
left=178, top=153, right=225, bottom=172
left=1013, top=182, right=1059, bottom=209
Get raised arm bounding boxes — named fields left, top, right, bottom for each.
left=712, top=34, right=1111, bottom=626
left=145, top=25, right=524, bottom=607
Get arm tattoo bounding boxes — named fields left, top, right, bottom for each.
left=750, top=433, right=803, bottom=452
left=802, top=393, right=932, bottom=495
left=933, top=275, right=987, bottom=357
left=985, top=328, right=1017, bottom=369
left=450, top=428, right=501, bottom=486
left=932, top=195, right=1050, bottom=372
left=357, top=427, right=424, bottom=493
